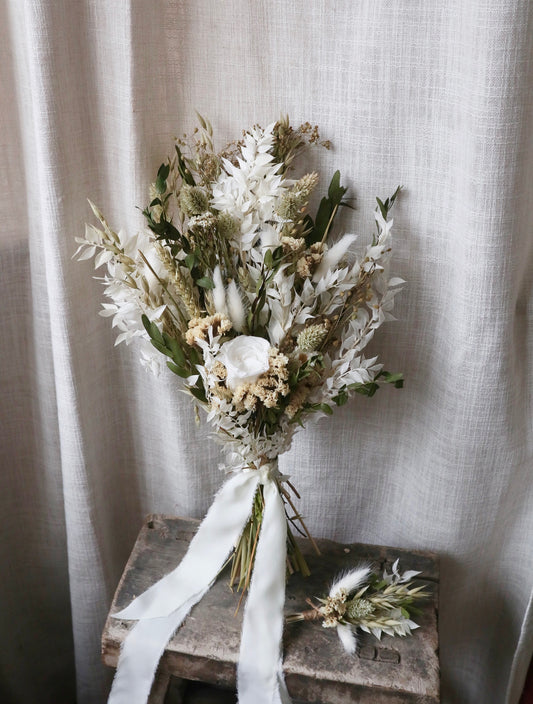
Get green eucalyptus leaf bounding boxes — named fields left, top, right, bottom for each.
left=349, top=380, right=380, bottom=397
left=175, top=145, right=196, bottom=186
left=150, top=339, right=172, bottom=357
left=188, top=346, right=201, bottom=365
left=141, top=313, right=152, bottom=336
left=195, top=276, right=215, bottom=289
left=190, top=385, right=207, bottom=403
left=157, top=163, right=170, bottom=181
left=264, top=248, right=274, bottom=268
left=162, top=333, right=186, bottom=366
left=333, top=389, right=348, bottom=406
left=376, top=186, right=402, bottom=220
left=377, top=371, right=404, bottom=388
left=155, top=173, right=167, bottom=195
left=141, top=314, right=164, bottom=345
left=166, top=361, right=190, bottom=378
left=184, top=253, right=197, bottom=270
left=314, top=197, right=331, bottom=237
left=273, top=246, right=284, bottom=263
left=162, top=221, right=182, bottom=241
left=328, top=170, right=347, bottom=203
left=376, top=197, right=387, bottom=220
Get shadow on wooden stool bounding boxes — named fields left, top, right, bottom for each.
left=102, top=515, right=440, bottom=704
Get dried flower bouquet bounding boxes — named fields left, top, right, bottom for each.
left=75, top=115, right=403, bottom=587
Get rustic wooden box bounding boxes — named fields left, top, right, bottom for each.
left=102, top=515, right=439, bottom=703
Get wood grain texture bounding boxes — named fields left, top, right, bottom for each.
left=102, top=515, right=440, bottom=703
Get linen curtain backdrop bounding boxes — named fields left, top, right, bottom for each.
left=1, top=1, right=532, bottom=703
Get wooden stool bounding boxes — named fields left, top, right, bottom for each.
left=102, top=515, right=440, bottom=703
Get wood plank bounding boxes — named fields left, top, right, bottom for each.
left=102, top=515, right=439, bottom=703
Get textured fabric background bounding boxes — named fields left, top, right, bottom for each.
left=1, top=1, right=532, bottom=703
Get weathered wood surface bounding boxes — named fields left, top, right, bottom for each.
left=102, top=515, right=440, bottom=704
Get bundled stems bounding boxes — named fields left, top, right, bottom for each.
left=229, top=479, right=318, bottom=598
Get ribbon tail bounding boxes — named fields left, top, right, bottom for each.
left=107, top=470, right=261, bottom=704
left=115, top=470, right=260, bottom=620
left=108, top=600, right=203, bottom=704
left=238, top=479, right=290, bottom=704
left=277, top=669, right=292, bottom=704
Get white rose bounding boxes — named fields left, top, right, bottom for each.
left=218, top=336, right=271, bottom=390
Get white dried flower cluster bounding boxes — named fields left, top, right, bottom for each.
left=211, top=124, right=285, bottom=256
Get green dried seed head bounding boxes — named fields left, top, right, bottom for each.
left=216, top=211, right=240, bottom=239
left=297, top=323, right=329, bottom=352
left=276, top=172, right=318, bottom=221
left=178, top=184, right=209, bottom=217
left=276, top=191, right=301, bottom=221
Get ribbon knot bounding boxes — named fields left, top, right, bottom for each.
left=258, top=460, right=279, bottom=485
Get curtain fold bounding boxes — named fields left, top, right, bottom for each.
left=1, top=2, right=532, bottom=703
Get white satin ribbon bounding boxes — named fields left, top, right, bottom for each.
left=108, top=465, right=291, bottom=704
left=237, top=478, right=290, bottom=704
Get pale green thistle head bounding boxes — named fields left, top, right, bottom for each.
left=178, top=184, right=209, bottom=217
left=216, top=211, right=240, bottom=240
left=346, top=598, right=375, bottom=621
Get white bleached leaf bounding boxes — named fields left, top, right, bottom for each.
left=399, top=570, right=421, bottom=583
left=146, top=305, right=167, bottom=322
left=76, top=245, right=97, bottom=261
left=94, top=248, right=114, bottom=268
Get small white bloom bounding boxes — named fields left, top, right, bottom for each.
left=313, top=234, right=357, bottom=282
left=227, top=280, right=246, bottom=332
left=212, top=265, right=228, bottom=316
left=217, top=336, right=270, bottom=390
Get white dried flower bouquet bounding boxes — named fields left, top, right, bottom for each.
left=75, top=115, right=404, bottom=589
